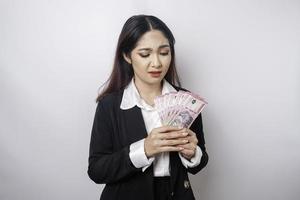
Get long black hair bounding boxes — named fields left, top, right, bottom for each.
left=96, top=14, right=181, bottom=103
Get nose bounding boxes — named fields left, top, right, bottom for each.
left=151, top=54, right=162, bottom=68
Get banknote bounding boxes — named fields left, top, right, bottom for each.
left=154, top=91, right=207, bottom=128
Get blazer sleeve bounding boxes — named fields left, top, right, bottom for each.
left=186, top=112, right=209, bottom=174
left=87, top=101, right=141, bottom=184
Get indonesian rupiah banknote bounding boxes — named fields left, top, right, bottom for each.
left=154, top=91, right=207, bottom=128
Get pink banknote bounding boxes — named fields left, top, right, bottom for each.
left=154, top=91, right=207, bottom=128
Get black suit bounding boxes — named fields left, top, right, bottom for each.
left=87, top=85, right=209, bottom=200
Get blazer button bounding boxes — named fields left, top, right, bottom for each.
left=184, top=180, right=190, bottom=189
left=171, top=191, right=174, bottom=196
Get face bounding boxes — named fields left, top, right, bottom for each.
left=123, top=30, right=172, bottom=87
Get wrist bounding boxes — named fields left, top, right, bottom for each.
left=180, top=152, right=193, bottom=160
left=144, top=138, right=152, bottom=158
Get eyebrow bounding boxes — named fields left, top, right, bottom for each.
left=137, top=44, right=170, bottom=51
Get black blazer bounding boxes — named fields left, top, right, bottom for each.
left=88, top=85, right=208, bottom=200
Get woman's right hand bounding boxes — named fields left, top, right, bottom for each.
left=144, top=125, right=189, bottom=157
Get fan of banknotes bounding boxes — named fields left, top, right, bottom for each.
left=154, top=91, right=207, bottom=128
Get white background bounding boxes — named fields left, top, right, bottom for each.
left=1, top=0, right=299, bottom=199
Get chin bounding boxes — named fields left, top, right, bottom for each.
left=146, top=78, right=163, bottom=85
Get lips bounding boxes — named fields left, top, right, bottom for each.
left=148, top=71, right=162, bottom=74
left=148, top=71, right=162, bottom=77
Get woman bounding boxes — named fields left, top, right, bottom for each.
left=88, top=14, right=208, bottom=200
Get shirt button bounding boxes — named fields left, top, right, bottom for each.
left=184, top=180, right=190, bottom=189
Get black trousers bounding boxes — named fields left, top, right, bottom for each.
left=153, top=176, right=172, bottom=200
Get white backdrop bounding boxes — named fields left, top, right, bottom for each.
left=1, top=0, right=299, bottom=200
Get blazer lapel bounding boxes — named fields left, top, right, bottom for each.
left=122, top=105, right=148, bottom=145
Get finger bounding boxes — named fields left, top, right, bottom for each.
left=160, top=138, right=189, bottom=146
left=188, top=131, right=198, bottom=143
left=186, top=129, right=196, bottom=136
left=172, top=135, right=198, bottom=145
left=159, top=130, right=188, bottom=140
left=157, top=125, right=183, bottom=133
left=183, top=135, right=198, bottom=144
left=176, top=143, right=195, bottom=150
left=159, top=146, right=184, bottom=153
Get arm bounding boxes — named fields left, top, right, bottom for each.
left=87, top=101, right=141, bottom=184
left=178, top=145, right=202, bottom=168
left=129, top=138, right=154, bottom=171
left=185, top=113, right=209, bottom=174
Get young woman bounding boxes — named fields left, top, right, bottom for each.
left=88, top=14, right=208, bottom=200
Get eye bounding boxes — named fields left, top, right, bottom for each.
left=138, top=52, right=169, bottom=58
left=139, top=54, right=150, bottom=58
left=160, top=52, right=169, bottom=56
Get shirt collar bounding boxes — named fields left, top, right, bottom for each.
left=120, top=78, right=177, bottom=110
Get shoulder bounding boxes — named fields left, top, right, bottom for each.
left=171, top=84, right=190, bottom=93
left=96, top=90, right=123, bottom=111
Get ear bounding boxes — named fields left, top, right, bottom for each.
left=122, top=52, right=132, bottom=64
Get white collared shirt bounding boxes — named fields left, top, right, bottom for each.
left=120, top=78, right=202, bottom=176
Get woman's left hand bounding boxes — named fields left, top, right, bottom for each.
left=177, top=128, right=198, bottom=160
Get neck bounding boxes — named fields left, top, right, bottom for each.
left=134, top=78, right=163, bottom=105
